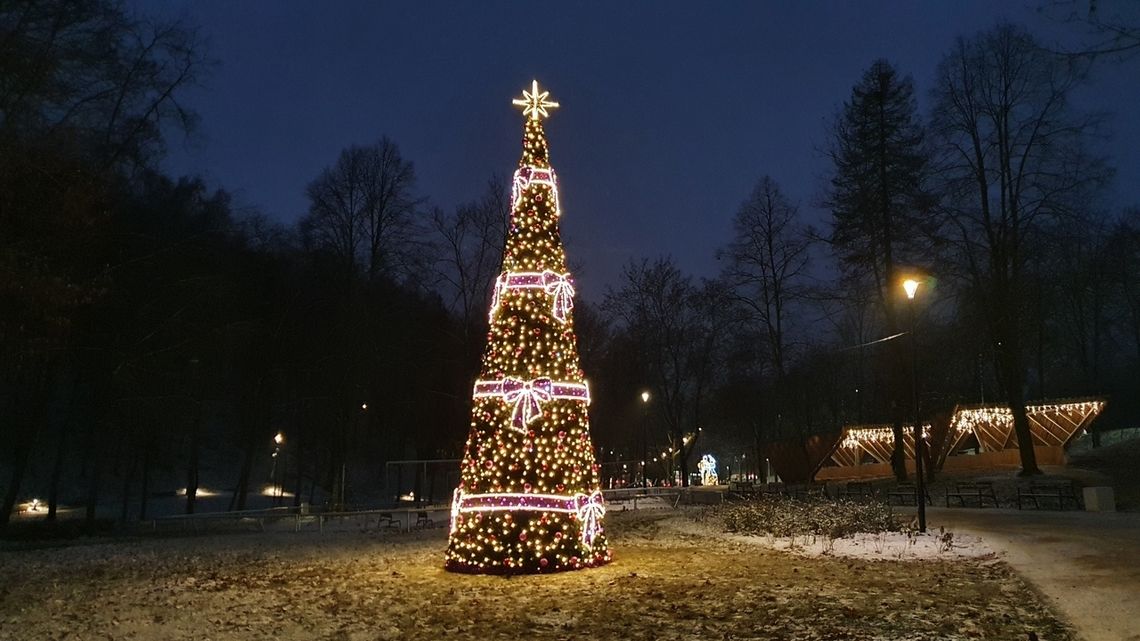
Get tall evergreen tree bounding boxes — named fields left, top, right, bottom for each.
left=824, top=59, right=935, bottom=480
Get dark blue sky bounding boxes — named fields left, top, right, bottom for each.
left=141, top=1, right=1140, bottom=300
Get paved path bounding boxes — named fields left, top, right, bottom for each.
left=923, top=507, right=1140, bottom=641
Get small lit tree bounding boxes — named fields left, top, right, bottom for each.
left=445, top=81, right=610, bottom=574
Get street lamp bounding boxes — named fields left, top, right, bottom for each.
left=903, top=278, right=926, bottom=532
left=270, top=432, right=285, bottom=505
left=640, top=391, right=650, bottom=485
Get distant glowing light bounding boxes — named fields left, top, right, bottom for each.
left=260, top=485, right=294, bottom=498
left=698, top=455, right=719, bottom=485
left=177, top=487, right=220, bottom=498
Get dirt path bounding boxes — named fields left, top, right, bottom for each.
left=925, top=507, right=1140, bottom=641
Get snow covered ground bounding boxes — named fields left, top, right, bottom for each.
left=725, top=528, right=996, bottom=562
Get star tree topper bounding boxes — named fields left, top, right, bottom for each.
left=512, top=80, right=559, bottom=120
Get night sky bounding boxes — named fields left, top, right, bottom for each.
left=141, top=1, right=1140, bottom=300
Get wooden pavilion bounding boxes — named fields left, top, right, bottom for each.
left=812, top=397, right=1105, bottom=481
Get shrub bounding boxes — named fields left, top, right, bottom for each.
left=705, top=496, right=901, bottom=538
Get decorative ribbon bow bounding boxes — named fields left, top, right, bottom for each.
left=542, top=270, right=575, bottom=322
left=575, top=491, right=606, bottom=547
left=502, top=377, right=554, bottom=430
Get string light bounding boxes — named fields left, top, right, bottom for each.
left=840, top=424, right=930, bottom=449
left=445, top=81, right=609, bottom=574
left=489, top=270, right=576, bottom=323
left=950, top=400, right=1105, bottom=435
left=837, top=400, right=1105, bottom=452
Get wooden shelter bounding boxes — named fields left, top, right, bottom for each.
left=937, top=398, right=1105, bottom=469
left=813, top=397, right=1105, bottom=481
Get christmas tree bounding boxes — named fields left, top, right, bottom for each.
left=445, top=81, right=610, bottom=574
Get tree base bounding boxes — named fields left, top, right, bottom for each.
left=444, top=551, right=612, bottom=575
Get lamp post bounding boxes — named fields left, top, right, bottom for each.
left=640, top=391, right=650, bottom=486
left=271, top=432, right=285, bottom=506
left=903, top=278, right=926, bottom=532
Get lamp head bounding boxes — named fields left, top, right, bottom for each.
left=641, top=391, right=650, bottom=403
left=903, top=278, right=920, bottom=300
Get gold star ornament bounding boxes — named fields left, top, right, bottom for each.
left=512, top=80, right=559, bottom=120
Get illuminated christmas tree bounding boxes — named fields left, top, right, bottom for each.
left=445, top=81, right=610, bottom=574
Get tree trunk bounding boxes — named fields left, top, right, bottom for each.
left=186, top=399, right=203, bottom=514
left=230, top=379, right=265, bottom=512
left=2, top=366, right=53, bottom=529
left=0, top=439, right=32, bottom=529
left=139, top=432, right=151, bottom=521
left=119, top=447, right=136, bottom=525
left=889, top=339, right=909, bottom=481
left=890, top=419, right=907, bottom=481
left=46, top=373, right=81, bottom=522
left=232, top=437, right=256, bottom=511
left=999, top=347, right=1041, bottom=476
left=84, top=437, right=103, bottom=531
left=46, top=422, right=68, bottom=522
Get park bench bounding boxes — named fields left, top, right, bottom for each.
left=785, top=483, right=827, bottom=500
left=945, top=481, right=999, bottom=508
left=151, top=506, right=301, bottom=533
left=838, top=481, right=875, bottom=501
left=760, top=483, right=786, bottom=497
left=376, top=512, right=402, bottom=530
left=728, top=480, right=757, bottom=498
left=887, top=482, right=932, bottom=506
left=1017, top=480, right=1081, bottom=510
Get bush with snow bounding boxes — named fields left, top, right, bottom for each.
left=705, top=495, right=901, bottom=539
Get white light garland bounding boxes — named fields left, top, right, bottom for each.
left=489, top=270, right=575, bottom=323
left=840, top=424, right=930, bottom=449
left=472, top=377, right=591, bottom=434
left=950, top=400, right=1105, bottom=436
left=510, top=165, right=560, bottom=214
left=450, top=489, right=605, bottom=548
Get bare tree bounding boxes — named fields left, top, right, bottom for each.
left=1039, top=1, right=1140, bottom=60
left=0, top=0, right=209, bottom=528
left=717, top=176, right=811, bottom=464
left=300, top=138, right=423, bottom=282
left=604, top=259, right=728, bottom=486
left=0, top=0, right=208, bottom=170
left=930, top=23, right=1111, bottom=475
left=431, top=175, right=509, bottom=350
left=720, top=176, right=811, bottom=378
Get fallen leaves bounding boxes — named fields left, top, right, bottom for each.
left=0, top=512, right=1074, bottom=641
